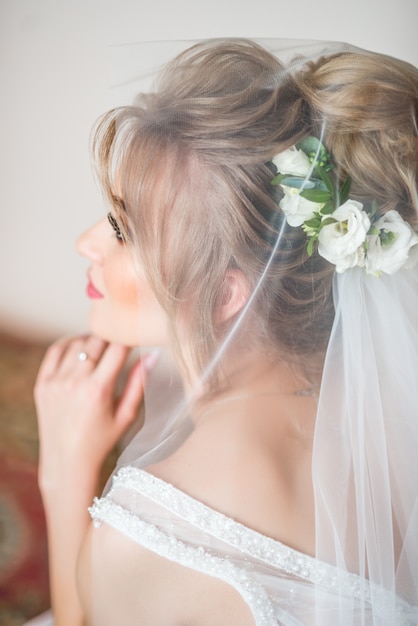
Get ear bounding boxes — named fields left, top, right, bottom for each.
left=217, top=269, right=251, bottom=323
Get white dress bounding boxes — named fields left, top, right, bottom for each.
left=89, top=465, right=418, bottom=626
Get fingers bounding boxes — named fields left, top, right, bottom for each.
left=59, top=336, right=109, bottom=374
left=36, top=334, right=160, bottom=427
left=37, top=336, right=137, bottom=414
left=37, top=335, right=111, bottom=378
left=36, top=336, right=75, bottom=383
left=93, top=343, right=131, bottom=387
left=35, top=335, right=161, bottom=479
left=36, top=335, right=109, bottom=389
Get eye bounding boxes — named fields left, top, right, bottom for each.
left=107, top=212, right=125, bottom=242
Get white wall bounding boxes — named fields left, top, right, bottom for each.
left=1, top=0, right=417, bottom=340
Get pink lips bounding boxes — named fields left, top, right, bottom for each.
left=86, top=274, right=104, bottom=299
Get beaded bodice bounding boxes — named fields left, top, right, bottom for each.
left=89, top=466, right=417, bottom=626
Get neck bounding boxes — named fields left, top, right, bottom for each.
left=191, top=352, right=318, bottom=424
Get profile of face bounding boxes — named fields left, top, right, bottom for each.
left=77, top=212, right=168, bottom=347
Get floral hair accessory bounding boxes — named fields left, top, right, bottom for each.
left=271, top=137, right=418, bottom=274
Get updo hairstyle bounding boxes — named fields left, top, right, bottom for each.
left=93, top=39, right=418, bottom=378
left=294, top=50, right=418, bottom=225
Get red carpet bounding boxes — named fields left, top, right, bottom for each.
left=0, top=333, right=50, bottom=625
left=0, top=455, right=49, bottom=624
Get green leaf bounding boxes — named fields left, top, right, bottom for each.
left=280, top=176, right=315, bottom=189
left=317, top=166, right=335, bottom=194
left=369, top=199, right=378, bottom=219
left=297, top=136, right=322, bottom=155
left=304, top=216, right=322, bottom=229
left=306, top=237, right=315, bottom=257
left=274, top=175, right=329, bottom=191
left=310, top=178, right=328, bottom=191
left=300, top=189, right=331, bottom=203
left=339, top=176, right=352, bottom=204
left=321, top=200, right=335, bottom=215
left=271, top=173, right=287, bottom=186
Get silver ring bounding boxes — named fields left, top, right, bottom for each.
left=78, top=351, right=89, bottom=362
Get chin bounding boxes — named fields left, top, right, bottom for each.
left=88, top=314, right=138, bottom=347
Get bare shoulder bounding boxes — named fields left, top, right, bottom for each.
left=148, top=406, right=315, bottom=554
left=77, top=402, right=315, bottom=624
left=78, top=518, right=255, bottom=626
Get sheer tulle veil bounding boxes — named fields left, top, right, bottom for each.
left=90, top=39, right=418, bottom=625
left=314, top=267, right=418, bottom=623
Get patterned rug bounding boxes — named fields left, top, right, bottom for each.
left=0, top=331, right=120, bottom=625
left=0, top=332, right=50, bottom=625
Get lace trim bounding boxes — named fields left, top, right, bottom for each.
left=110, top=468, right=372, bottom=598
left=91, top=466, right=416, bottom=624
left=89, top=497, right=277, bottom=626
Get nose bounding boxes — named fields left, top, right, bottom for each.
left=76, top=218, right=107, bottom=263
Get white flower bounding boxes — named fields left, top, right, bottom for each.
left=404, top=239, right=418, bottom=269
left=365, top=210, right=418, bottom=275
left=318, top=200, right=370, bottom=273
left=272, top=146, right=312, bottom=177
left=280, top=185, right=322, bottom=227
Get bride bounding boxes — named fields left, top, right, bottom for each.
left=34, top=39, right=418, bottom=625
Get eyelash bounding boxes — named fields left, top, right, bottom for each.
left=107, top=212, right=125, bottom=242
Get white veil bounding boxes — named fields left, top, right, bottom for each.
left=314, top=267, right=418, bottom=624
left=88, top=39, right=418, bottom=625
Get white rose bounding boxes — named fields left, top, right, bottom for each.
left=279, top=185, right=322, bottom=227
left=318, top=200, right=370, bottom=273
left=365, top=210, right=418, bottom=275
left=272, top=146, right=312, bottom=177
left=404, top=238, right=418, bottom=269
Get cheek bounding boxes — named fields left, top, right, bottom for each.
left=104, top=255, right=140, bottom=312
left=100, top=252, right=168, bottom=347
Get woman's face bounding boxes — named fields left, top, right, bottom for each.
left=77, top=212, right=168, bottom=347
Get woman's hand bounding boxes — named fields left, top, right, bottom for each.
left=34, top=335, right=158, bottom=626
left=34, top=335, right=151, bottom=493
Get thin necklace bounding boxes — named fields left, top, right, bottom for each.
left=195, top=388, right=317, bottom=423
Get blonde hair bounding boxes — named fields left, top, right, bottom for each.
left=295, top=51, right=418, bottom=224
left=93, top=39, right=418, bottom=377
